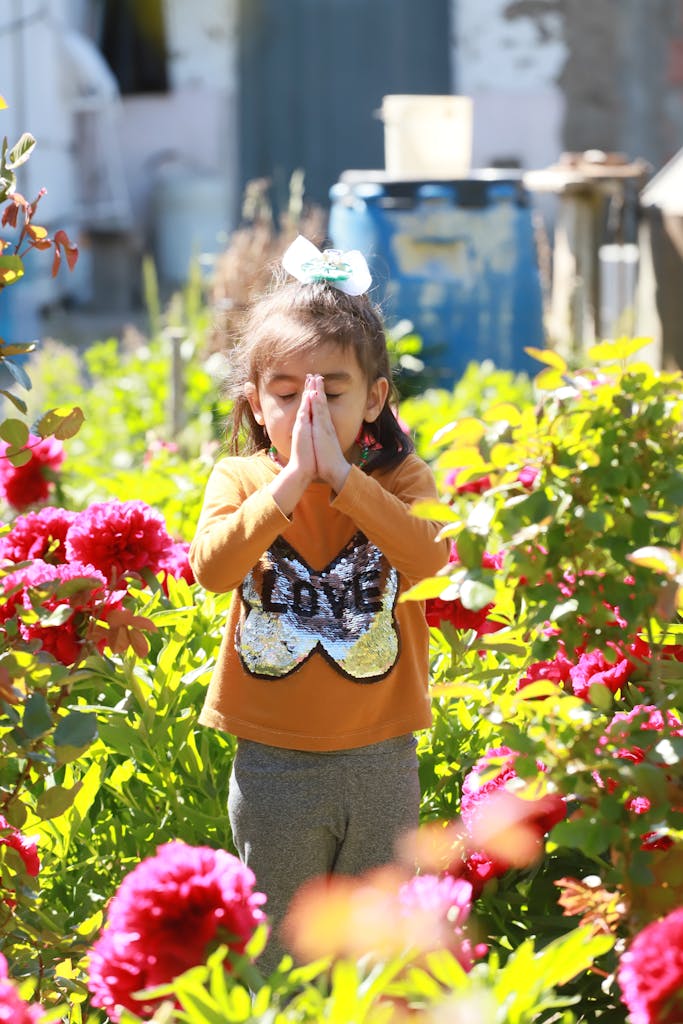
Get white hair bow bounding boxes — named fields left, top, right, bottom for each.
left=282, top=235, right=372, bottom=296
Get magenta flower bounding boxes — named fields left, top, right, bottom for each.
left=158, top=540, right=195, bottom=590
left=0, top=559, right=117, bottom=665
left=569, top=648, right=636, bottom=700
left=65, top=499, right=175, bottom=581
left=517, top=465, right=540, bottom=489
left=0, top=506, right=76, bottom=565
left=0, top=953, right=45, bottom=1023
left=87, top=841, right=267, bottom=1022
left=617, top=907, right=683, bottom=1023
left=0, top=815, right=39, bottom=877
left=0, top=435, right=64, bottom=510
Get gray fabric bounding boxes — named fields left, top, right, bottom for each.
left=228, top=734, right=419, bottom=972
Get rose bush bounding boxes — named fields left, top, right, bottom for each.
left=0, top=175, right=681, bottom=1024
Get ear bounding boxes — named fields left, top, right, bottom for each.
left=364, top=376, right=390, bottom=423
left=245, top=382, right=264, bottom=425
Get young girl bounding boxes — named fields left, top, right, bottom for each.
left=190, top=235, right=450, bottom=969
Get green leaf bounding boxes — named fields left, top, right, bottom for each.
left=53, top=710, right=98, bottom=749
left=22, top=691, right=53, bottom=739
left=7, top=132, right=36, bottom=169
left=0, top=253, right=25, bottom=285
left=460, top=579, right=496, bottom=610
left=400, top=576, right=452, bottom=602
left=0, top=417, right=29, bottom=447
left=35, top=405, right=84, bottom=440
left=455, top=528, right=486, bottom=569
left=0, top=389, right=27, bottom=414
left=37, top=783, right=80, bottom=820
left=3, top=357, right=32, bottom=390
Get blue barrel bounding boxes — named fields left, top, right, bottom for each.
left=328, top=173, right=545, bottom=381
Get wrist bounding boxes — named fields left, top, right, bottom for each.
left=327, top=459, right=352, bottom=495
left=268, top=462, right=313, bottom=515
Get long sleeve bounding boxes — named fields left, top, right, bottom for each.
left=189, top=460, right=291, bottom=593
left=331, top=457, right=451, bottom=583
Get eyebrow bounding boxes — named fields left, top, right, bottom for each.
left=268, top=371, right=352, bottom=384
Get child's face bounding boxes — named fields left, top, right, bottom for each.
left=246, top=342, right=387, bottom=464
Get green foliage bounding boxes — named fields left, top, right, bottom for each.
left=400, top=358, right=534, bottom=461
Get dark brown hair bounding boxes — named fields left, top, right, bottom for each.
left=223, top=276, right=413, bottom=472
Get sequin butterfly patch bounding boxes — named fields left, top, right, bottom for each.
left=237, top=532, right=399, bottom=682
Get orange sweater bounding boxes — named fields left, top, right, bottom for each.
left=190, top=451, right=450, bottom=751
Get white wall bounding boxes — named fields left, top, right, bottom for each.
left=452, top=0, right=567, bottom=172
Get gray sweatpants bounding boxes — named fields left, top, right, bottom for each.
left=228, top=734, right=420, bottom=972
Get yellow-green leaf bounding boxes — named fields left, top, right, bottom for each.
left=525, top=346, right=567, bottom=372
left=587, top=336, right=650, bottom=362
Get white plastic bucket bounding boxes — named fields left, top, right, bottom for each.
left=381, top=95, right=473, bottom=179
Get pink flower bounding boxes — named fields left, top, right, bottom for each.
left=598, top=705, right=683, bottom=765
left=0, top=507, right=76, bottom=564
left=0, top=816, right=40, bottom=877
left=398, top=874, right=487, bottom=970
left=0, top=435, right=64, bottom=510
left=87, top=841, right=267, bottom=1022
left=617, top=906, right=683, bottom=1024
left=65, top=500, right=175, bottom=581
left=0, top=559, right=117, bottom=665
left=569, top=648, right=636, bottom=700
left=0, top=953, right=45, bottom=1024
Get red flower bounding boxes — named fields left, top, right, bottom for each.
left=461, top=849, right=505, bottom=897
left=0, top=953, right=45, bottom=1024
left=65, top=500, right=175, bottom=581
left=0, top=506, right=76, bottom=564
left=426, top=547, right=504, bottom=636
left=445, top=468, right=492, bottom=494
left=617, top=906, right=683, bottom=1024
left=0, top=559, right=118, bottom=665
left=87, top=841, right=267, bottom=1022
left=517, top=643, right=574, bottom=691
left=0, top=815, right=40, bottom=877
left=0, top=435, right=64, bottom=510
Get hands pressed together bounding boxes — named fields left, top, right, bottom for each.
left=269, top=374, right=353, bottom=516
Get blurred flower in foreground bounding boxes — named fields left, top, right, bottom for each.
left=617, top=906, right=683, bottom=1024
left=0, top=952, right=45, bottom=1023
left=459, top=746, right=566, bottom=872
left=282, top=864, right=486, bottom=969
left=87, top=841, right=267, bottom=1022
